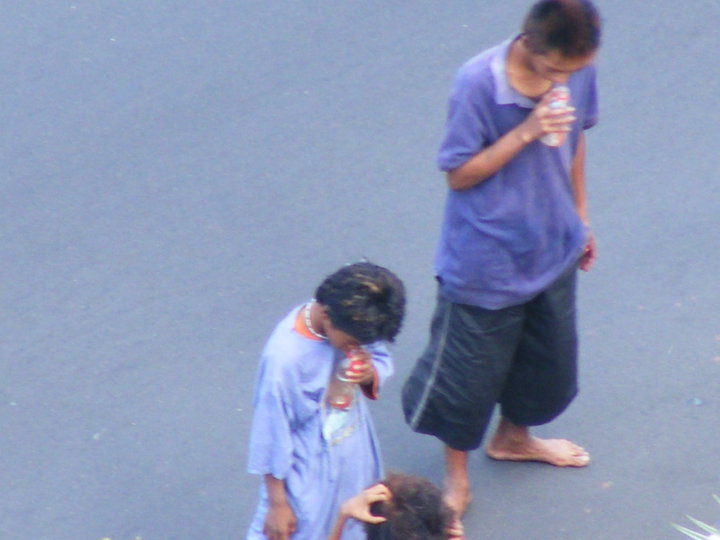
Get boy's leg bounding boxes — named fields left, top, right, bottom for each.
left=403, top=291, right=526, bottom=518
left=487, top=268, right=590, bottom=467
left=444, top=445, right=471, bottom=518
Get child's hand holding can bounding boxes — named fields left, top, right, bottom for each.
left=342, top=347, right=375, bottom=386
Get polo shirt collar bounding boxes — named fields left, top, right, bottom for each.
left=491, top=34, right=537, bottom=109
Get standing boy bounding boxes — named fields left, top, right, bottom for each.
left=247, top=262, right=405, bottom=540
left=402, top=0, right=602, bottom=518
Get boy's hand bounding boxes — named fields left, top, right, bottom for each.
left=578, top=228, right=597, bottom=271
left=342, top=348, right=375, bottom=386
left=521, top=91, right=576, bottom=142
left=340, top=483, right=390, bottom=524
left=263, top=500, right=297, bottom=540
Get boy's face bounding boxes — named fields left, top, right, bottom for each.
left=530, top=48, right=596, bottom=84
left=319, top=309, right=364, bottom=353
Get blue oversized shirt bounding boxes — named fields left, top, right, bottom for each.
left=246, top=305, right=393, bottom=540
left=435, top=36, right=598, bottom=309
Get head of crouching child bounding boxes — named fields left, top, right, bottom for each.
left=366, top=473, right=454, bottom=540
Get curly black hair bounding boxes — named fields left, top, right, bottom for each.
left=522, top=0, right=601, bottom=58
left=365, top=473, right=453, bottom=540
left=314, top=262, right=405, bottom=344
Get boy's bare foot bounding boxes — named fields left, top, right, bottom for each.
left=486, top=434, right=590, bottom=467
left=485, top=417, right=590, bottom=467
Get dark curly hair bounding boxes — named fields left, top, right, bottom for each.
left=522, top=0, right=601, bottom=58
left=365, top=473, right=453, bottom=540
left=314, top=262, right=405, bottom=344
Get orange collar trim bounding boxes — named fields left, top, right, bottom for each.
left=294, top=306, right=323, bottom=341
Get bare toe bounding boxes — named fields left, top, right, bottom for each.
left=446, top=517, right=465, bottom=539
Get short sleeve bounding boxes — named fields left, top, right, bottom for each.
left=437, top=68, right=490, bottom=172
left=366, top=342, right=393, bottom=388
left=246, top=355, right=295, bottom=479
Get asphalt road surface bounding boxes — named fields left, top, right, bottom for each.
left=2, top=1, right=719, bottom=539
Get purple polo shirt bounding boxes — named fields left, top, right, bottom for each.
left=435, top=36, right=598, bottom=309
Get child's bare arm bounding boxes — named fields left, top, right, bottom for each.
left=571, top=133, right=597, bottom=271
left=327, top=484, right=390, bottom=540
left=263, top=475, right=297, bottom=540
left=447, top=91, right=575, bottom=191
left=326, top=513, right=348, bottom=540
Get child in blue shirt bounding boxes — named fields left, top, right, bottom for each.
left=247, top=262, right=405, bottom=540
left=403, top=0, right=602, bottom=523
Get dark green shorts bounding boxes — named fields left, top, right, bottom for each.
left=402, top=268, right=579, bottom=451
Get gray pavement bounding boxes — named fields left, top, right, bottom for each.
left=2, top=1, right=719, bottom=539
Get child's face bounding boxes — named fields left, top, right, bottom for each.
left=319, top=308, right=364, bottom=354
left=530, top=49, right=596, bottom=84
left=324, top=322, right=362, bottom=355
